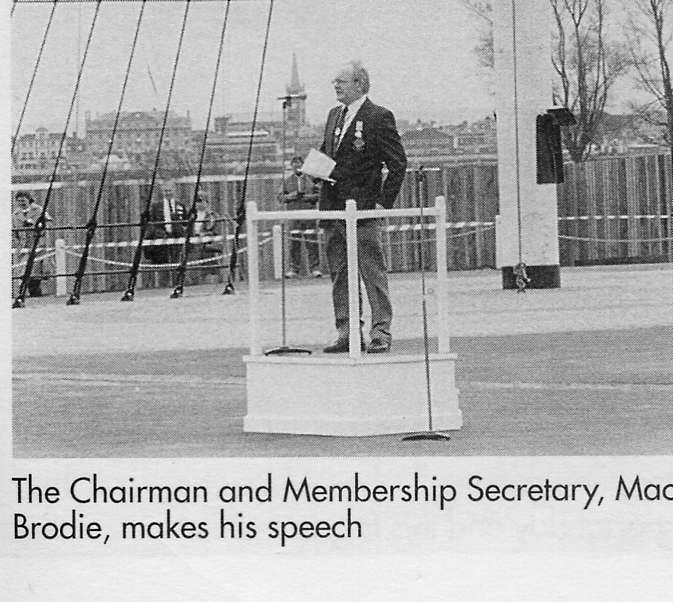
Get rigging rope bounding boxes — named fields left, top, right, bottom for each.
left=121, top=0, right=192, bottom=302
left=511, top=0, right=524, bottom=266
left=12, top=0, right=103, bottom=309
left=510, top=0, right=529, bottom=293
left=222, top=0, right=274, bottom=295
left=11, top=0, right=59, bottom=154
left=66, top=0, right=147, bottom=305
left=171, top=0, right=232, bottom=299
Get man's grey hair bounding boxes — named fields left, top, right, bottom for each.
left=348, top=60, right=370, bottom=94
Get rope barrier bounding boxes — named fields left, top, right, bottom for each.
left=12, top=246, right=56, bottom=255
left=285, top=225, right=496, bottom=244
left=58, top=236, right=270, bottom=270
left=11, top=217, right=228, bottom=234
left=14, top=222, right=669, bottom=255
left=12, top=251, right=56, bottom=270
left=558, top=214, right=671, bottom=221
left=559, top=234, right=673, bottom=243
left=11, top=232, right=271, bottom=256
left=65, top=249, right=225, bottom=269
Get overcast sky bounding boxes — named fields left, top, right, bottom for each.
left=10, top=0, right=639, bottom=135
left=10, top=0, right=498, bottom=134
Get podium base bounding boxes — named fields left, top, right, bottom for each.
left=243, top=353, right=462, bottom=436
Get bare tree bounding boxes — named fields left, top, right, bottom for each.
left=462, top=0, right=494, bottom=69
left=550, top=0, right=629, bottom=162
left=624, top=0, right=673, bottom=149
left=463, top=0, right=628, bottom=163
left=623, top=0, right=672, bottom=262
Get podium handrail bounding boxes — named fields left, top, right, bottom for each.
left=246, top=205, right=440, bottom=222
left=246, top=196, right=450, bottom=358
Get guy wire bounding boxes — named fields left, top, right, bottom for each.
left=121, top=0, right=192, bottom=301
left=170, top=0, right=232, bottom=297
left=223, top=0, right=274, bottom=294
left=13, top=0, right=103, bottom=308
left=11, top=0, right=59, bottom=154
left=67, top=0, right=148, bottom=304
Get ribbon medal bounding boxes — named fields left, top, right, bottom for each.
left=353, top=121, right=365, bottom=151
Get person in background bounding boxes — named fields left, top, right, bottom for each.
left=12, top=191, right=53, bottom=297
left=161, top=181, right=187, bottom=266
left=193, top=189, right=220, bottom=283
left=278, top=155, right=322, bottom=278
left=145, top=181, right=187, bottom=286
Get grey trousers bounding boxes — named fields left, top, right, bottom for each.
left=325, top=219, right=392, bottom=342
left=288, top=219, right=321, bottom=272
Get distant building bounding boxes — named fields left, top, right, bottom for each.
left=84, top=109, right=193, bottom=159
left=208, top=54, right=321, bottom=167
left=402, top=127, right=456, bottom=162
left=12, top=127, right=90, bottom=173
left=593, top=112, right=669, bottom=155
left=202, top=129, right=280, bottom=165
left=441, top=116, right=497, bottom=154
left=399, top=115, right=497, bottom=162
left=13, top=127, right=62, bottom=171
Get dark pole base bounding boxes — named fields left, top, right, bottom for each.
left=222, top=282, right=235, bottom=295
left=264, top=346, right=312, bottom=356
left=120, top=290, right=134, bottom=302
left=66, top=295, right=80, bottom=306
left=402, top=431, right=451, bottom=441
left=501, top=264, right=561, bottom=289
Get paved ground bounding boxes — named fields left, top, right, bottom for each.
left=12, top=264, right=673, bottom=457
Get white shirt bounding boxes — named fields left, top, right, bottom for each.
left=337, top=94, right=367, bottom=148
left=194, top=209, right=206, bottom=235
left=163, top=196, right=175, bottom=234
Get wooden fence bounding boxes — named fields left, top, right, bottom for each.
left=10, top=152, right=672, bottom=296
left=558, top=153, right=672, bottom=265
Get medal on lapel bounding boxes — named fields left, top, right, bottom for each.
left=353, top=120, right=365, bottom=151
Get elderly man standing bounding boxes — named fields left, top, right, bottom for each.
left=319, top=60, right=407, bottom=353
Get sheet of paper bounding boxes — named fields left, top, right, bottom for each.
left=300, top=148, right=336, bottom=182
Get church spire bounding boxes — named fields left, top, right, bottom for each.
left=285, top=53, right=307, bottom=127
left=287, top=52, right=304, bottom=94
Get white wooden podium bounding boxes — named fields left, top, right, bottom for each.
left=242, top=198, right=462, bottom=436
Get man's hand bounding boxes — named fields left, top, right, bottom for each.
left=280, top=191, right=299, bottom=203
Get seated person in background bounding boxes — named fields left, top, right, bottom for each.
left=278, top=155, right=322, bottom=278
left=193, top=189, right=220, bottom=283
left=144, top=181, right=187, bottom=287
left=144, top=181, right=187, bottom=265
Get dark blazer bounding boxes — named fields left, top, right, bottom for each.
left=146, top=197, right=187, bottom=238
left=319, top=97, right=406, bottom=211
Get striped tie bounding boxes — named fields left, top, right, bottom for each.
left=333, top=106, right=348, bottom=150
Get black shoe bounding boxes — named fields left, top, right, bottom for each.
left=367, top=338, right=391, bottom=354
left=323, top=339, right=366, bottom=353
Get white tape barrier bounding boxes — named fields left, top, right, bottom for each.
left=559, top=214, right=671, bottom=221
